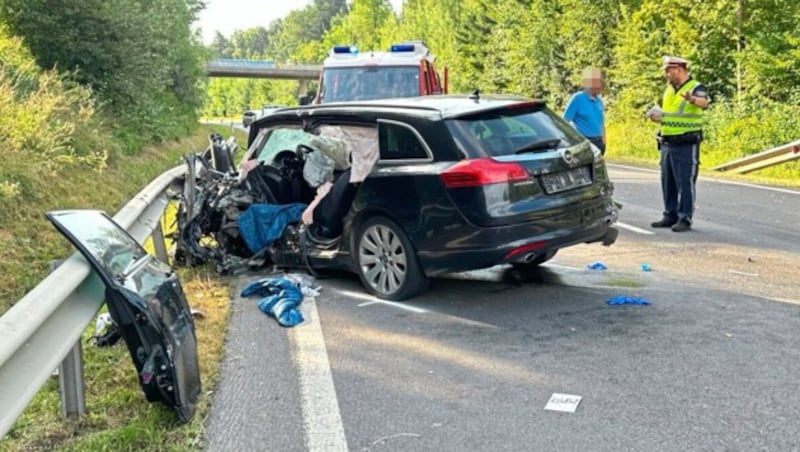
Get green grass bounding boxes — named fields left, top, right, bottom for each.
left=0, top=124, right=247, bottom=451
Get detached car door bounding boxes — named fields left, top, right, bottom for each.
left=46, top=209, right=201, bottom=423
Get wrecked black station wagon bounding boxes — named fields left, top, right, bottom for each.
left=174, top=95, right=619, bottom=300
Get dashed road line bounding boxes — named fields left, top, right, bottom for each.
left=337, top=288, right=428, bottom=314
left=616, top=221, right=655, bottom=235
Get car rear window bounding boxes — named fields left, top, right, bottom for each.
left=445, top=105, right=585, bottom=157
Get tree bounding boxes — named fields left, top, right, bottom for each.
left=0, top=0, right=206, bottom=147
left=321, top=0, right=397, bottom=53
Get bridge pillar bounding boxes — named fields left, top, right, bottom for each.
left=298, top=79, right=308, bottom=96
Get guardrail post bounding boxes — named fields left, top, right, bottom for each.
left=58, top=342, right=86, bottom=419
left=151, top=220, right=169, bottom=263
left=48, top=260, right=87, bottom=419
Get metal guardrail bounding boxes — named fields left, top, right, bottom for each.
left=0, top=165, right=185, bottom=438
left=712, top=139, right=800, bottom=174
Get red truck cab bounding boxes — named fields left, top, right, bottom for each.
left=313, top=41, right=447, bottom=104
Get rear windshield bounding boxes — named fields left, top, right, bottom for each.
left=321, top=66, right=420, bottom=102
left=446, top=106, right=585, bottom=157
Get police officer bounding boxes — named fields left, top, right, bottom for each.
left=646, top=56, right=710, bottom=232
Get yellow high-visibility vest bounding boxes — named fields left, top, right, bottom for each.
left=661, top=79, right=703, bottom=136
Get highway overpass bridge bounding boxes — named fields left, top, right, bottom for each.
left=206, top=59, right=321, bottom=95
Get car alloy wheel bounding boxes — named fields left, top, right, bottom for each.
left=356, top=216, right=428, bottom=300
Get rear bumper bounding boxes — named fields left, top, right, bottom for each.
left=416, top=197, right=618, bottom=276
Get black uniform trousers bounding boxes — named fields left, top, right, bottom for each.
left=659, top=139, right=700, bottom=224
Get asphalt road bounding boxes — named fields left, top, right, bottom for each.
left=204, top=165, right=800, bottom=452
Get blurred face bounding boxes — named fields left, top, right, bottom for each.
left=582, top=69, right=603, bottom=95
left=664, top=66, right=685, bottom=85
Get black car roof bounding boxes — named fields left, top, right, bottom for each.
left=255, top=94, right=547, bottom=124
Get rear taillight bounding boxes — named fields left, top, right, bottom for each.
left=440, top=158, right=529, bottom=188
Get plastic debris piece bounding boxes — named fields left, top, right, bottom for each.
left=641, top=263, right=652, bottom=272
left=586, top=261, right=608, bottom=270
left=95, top=312, right=113, bottom=333
left=606, top=295, right=651, bottom=306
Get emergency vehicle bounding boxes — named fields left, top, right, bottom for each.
left=313, top=41, right=448, bottom=103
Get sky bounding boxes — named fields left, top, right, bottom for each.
left=196, top=0, right=403, bottom=44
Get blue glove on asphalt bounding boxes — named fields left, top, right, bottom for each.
left=607, top=295, right=651, bottom=306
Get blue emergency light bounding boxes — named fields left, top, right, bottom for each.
left=332, top=46, right=358, bottom=54
left=390, top=44, right=415, bottom=52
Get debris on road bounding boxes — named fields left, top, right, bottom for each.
left=606, top=295, right=651, bottom=306
left=240, top=274, right=320, bottom=327
left=544, top=393, right=583, bottom=413
left=371, top=432, right=422, bottom=446
left=641, top=263, right=652, bottom=272
left=586, top=261, right=608, bottom=270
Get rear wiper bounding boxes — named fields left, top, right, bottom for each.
left=514, top=138, right=564, bottom=154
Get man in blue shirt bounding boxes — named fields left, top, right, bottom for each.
left=563, top=68, right=606, bottom=154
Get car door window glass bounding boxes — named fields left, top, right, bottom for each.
left=378, top=122, right=429, bottom=160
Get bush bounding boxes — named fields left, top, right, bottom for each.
left=0, top=25, right=115, bottom=218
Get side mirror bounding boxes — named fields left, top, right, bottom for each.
left=298, top=95, right=311, bottom=106
left=242, top=116, right=254, bottom=127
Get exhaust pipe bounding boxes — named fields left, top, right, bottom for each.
left=517, top=252, right=537, bottom=263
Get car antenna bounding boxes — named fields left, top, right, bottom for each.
left=469, top=89, right=480, bottom=102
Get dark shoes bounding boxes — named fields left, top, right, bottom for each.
left=650, top=218, right=677, bottom=228
left=671, top=220, right=691, bottom=232
left=650, top=218, right=692, bottom=232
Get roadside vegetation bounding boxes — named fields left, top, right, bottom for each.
left=206, top=0, right=799, bottom=184
left=0, top=6, right=245, bottom=446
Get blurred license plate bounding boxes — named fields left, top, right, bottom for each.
left=541, top=166, right=592, bottom=194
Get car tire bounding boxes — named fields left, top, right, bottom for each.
left=511, top=249, right=557, bottom=270
left=354, top=216, right=428, bottom=301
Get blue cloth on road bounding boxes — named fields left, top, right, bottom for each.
left=563, top=91, right=605, bottom=139
left=587, top=261, right=608, bottom=270
left=237, top=203, right=307, bottom=253
left=607, top=295, right=651, bottom=306
left=241, top=277, right=305, bottom=327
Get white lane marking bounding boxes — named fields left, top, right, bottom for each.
left=608, top=163, right=800, bottom=195
left=764, top=297, right=800, bottom=306
left=616, top=221, right=655, bottom=235
left=708, top=177, right=800, bottom=196
left=607, top=163, right=659, bottom=174
left=728, top=269, right=759, bottom=277
left=544, top=263, right=586, bottom=272
left=289, top=298, right=348, bottom=452
left=337, top=288, right=428, bottom=314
